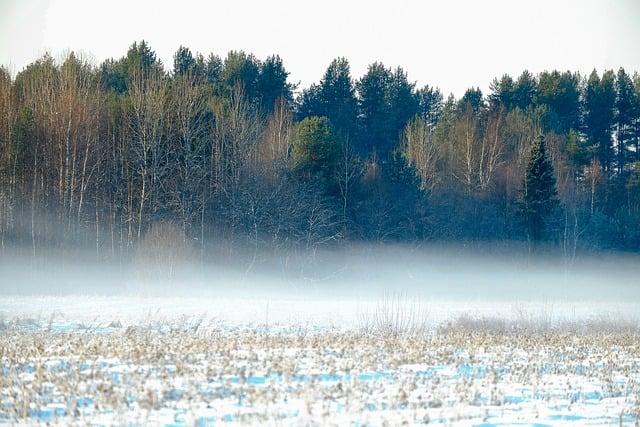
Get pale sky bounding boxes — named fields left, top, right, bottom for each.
left=1, top=0, right=639, bottom=97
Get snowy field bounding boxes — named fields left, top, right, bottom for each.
left=1, top=295, right=640, bottom=331
left=1, top=296, right=640, bottom=426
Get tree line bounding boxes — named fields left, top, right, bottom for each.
left=1, top=41, right=639, bottom=262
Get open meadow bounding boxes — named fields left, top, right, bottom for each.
left=1, top=294, right=640, bottom=426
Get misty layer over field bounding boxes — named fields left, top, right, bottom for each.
left=1, top=244, right=639, bottom=327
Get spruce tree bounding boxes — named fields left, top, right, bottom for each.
left=523, top=134, right=558, bottom=242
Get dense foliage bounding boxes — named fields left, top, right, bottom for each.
left=1, top=41, right=639, bottom=260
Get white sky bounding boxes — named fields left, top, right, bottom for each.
left=1, top=0, right=639, bottom=97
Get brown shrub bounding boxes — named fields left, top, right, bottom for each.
left=134, top=221, right=193, bottom=285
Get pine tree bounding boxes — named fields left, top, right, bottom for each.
left=537, top=70, right=581, bottom=134
left=318, top=58, right=358, bottom=141
left=615, top=68, right=638, bottom=171
left=357, top=62, right=392, bottom=155
left=173, top=46, right=195, bottom=77
left=489, top=74, right=515, bottom=110
left=256, top=55, right=293, bottom=113
left=584, top=70, right=616, bottom=173
left=295, top=83, right=323, bottom=121
left=458, top=87, right=484, bottom=115
left=386, top=67, right=419, bottom=155
left=204, top=54, right=223, bottom=87
left=126, top=40, right=162, bottom=76
left=523, top=134, right=558, bottom=242
left=356, top=63, right=418, bottom=158
left=295, top=58, right=358, bottom=142
left=220, top=51, right=261, bottom=101
left=291, top=116, right=340, bottom=191
left=11, top=106, right=35, bottom=175
left=416, top=85, right=443, bottom=127
left=514, top=70, right=537, bottom=110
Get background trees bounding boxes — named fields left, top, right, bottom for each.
left=1, top=41, right=640, bottom=260
left=296, top=58, right=358, bottom=142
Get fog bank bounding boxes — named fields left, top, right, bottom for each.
left=1, top=243, right=639, bottom=327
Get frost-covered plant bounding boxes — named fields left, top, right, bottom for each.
left=358, top=292, right=429, bottom=338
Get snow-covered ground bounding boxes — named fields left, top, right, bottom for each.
left=1, top=295, right=640, bottom=426
left=0, top=294, right=639, bottom=330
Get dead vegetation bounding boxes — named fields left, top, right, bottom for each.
left=133, top=221, right=194, bottom=285
left=1, top=318, right=639, bottom=425
left=358, top=292, right=430, bottom=338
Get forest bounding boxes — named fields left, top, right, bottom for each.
left=1, top=40, right=640, bottom=262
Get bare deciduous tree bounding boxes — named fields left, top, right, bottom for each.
left=210, top=83, right=262, bottom=198
left=478, top=107, right=505, bottom=191
left=449, top=106, right=478, bottom=194
left=129, top=68, right=168, bottom=240
left=256, top=97, right=292, bottom=179
left=168, top=71, right=210, bottom=237
left=402, top=116, right=440, bottom=192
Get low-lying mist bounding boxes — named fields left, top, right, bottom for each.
left=1, top=242, right=639, bottom=328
